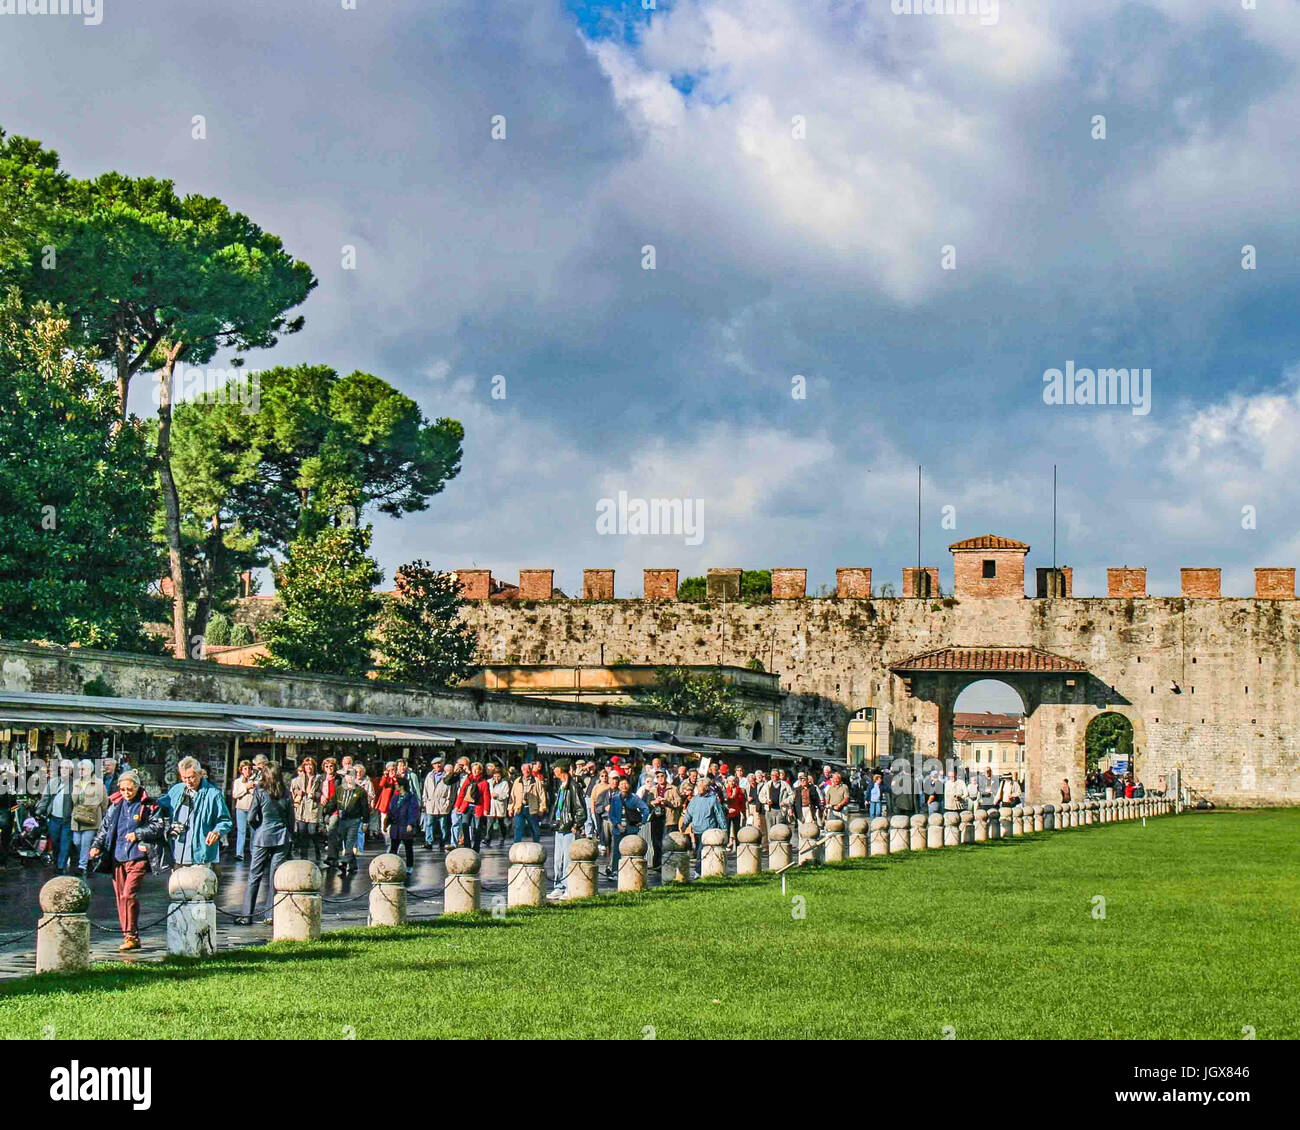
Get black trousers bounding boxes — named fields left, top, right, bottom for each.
left=649, top=814, right=666, bottom=868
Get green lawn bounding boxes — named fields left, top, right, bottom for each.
left=3, top=810, right=1297, bottom=1039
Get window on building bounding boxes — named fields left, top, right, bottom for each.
left=982, top=559, right=996, bottom=578
left=851, top=745, right=866, bottom=760
left=751, top=720, right=763, bottom=741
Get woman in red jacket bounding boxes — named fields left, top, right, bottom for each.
left=454, top=762, right=491, bottom=851
left=724, top=775, right=747, bottom=851
left=374, top=762, right=399, bottom=835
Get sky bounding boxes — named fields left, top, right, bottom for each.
left=4, top=0, right=1300, bottom=616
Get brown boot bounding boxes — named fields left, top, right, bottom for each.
left=118, top=936, right=140, bottom=952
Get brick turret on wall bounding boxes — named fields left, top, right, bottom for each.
left=518, top=569, right=554, bottom=601
left=836, top=568, right=872, bottom=599
left=1035, top=567, right=1073, bottom=598
left=902, top=567, right=939, bottom=598
left=1255, top=568, right=1295, bottom=600
left=950, top=535, right=1029, bottom=599
left=644, top=568, right=679, bottom=600
left=1107, top=567, right=1147, bottom=598
left=1181, top=568, right=1221, bottom=599
left=455, top=569, right=492, bottom=601
left=772, top=568, right=807, bottom=599
left=707, top=569, right=742, bottom=600
left=583, top=569, right=614, bottom=600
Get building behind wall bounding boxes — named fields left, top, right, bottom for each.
left=951, top=711, right=1025, bottom=776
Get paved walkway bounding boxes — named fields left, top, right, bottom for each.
left=0, top=833, right=744, bottom=980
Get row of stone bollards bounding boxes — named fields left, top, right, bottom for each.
left=31, top=794, right=1175, bottom=971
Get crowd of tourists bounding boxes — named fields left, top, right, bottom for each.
left=2, top=747, right=1155, bottom=948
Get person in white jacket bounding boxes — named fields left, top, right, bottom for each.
left=943, top=768, right=967, bottom=812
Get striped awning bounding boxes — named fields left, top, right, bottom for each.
left=0, top=708, right=138, bottom=729
left=371, top=727, right=458, bottom=746
left=235, top=719, right=377, bottom=743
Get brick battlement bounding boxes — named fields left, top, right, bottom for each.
left=451, top=560, right=1295, bottom=601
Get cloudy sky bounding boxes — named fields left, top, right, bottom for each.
left=4, top=0, right=1299, bottom=603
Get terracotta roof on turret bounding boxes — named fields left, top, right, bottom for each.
left=948, top=535, right=1030, bottom=551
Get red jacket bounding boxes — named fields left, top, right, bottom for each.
left=725, top=785, right=746, bottom=819
left=375, top=773, right=398, bottom=815
left=455, top=775, right=490, bottom=817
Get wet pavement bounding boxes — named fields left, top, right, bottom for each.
left=0, top=832, right=745, bottom=980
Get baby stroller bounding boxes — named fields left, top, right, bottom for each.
left=12, top=800, right=52, bottom=865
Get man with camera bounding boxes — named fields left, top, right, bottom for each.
left=162, top=757, right=233, bottom=876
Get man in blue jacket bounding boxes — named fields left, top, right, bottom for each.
left=680, top=782, right=727, bottom=875
left=161, top=758, right=233, bottom=872
left=601, top=775, right=650, bottom=881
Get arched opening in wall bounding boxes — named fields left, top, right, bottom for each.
left=951, top=680, right=1027, bottom=798
left=751, top=719, right=763, bottom=742
left=1085, top=712, right=1135, bottom=793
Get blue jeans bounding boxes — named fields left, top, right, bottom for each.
left=244, top=842, right=288, bottom=917
left=868, top=801, right=885, bottom=819
left=235, top=808, right=250, bottom=858
left=355, top=818, right=366, bottom=854
left=553, top=830, right=574, bottom=891
left=513, top=811, right=540, bottom=843
left=73, top=828, right=96, bottom=870
left=47, top=815, right=73, bottom=869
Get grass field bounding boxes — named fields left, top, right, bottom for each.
left=2, top=809, right=1296, bottom=1040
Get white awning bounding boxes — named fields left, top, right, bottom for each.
left=553, top=733, right=636, bottom=751
left=439, top=730, right=530, bottom=749
left=371, top=727, right=458, bottom=746
left=234, top=719, right=377, bottom=743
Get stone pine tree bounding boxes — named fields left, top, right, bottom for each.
left=0, top=293, right=160, bottom=648
left=257, top=523, right=384, bottom=677
left=376, top=561, right=478, bottom=687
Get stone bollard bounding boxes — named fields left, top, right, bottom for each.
left=444, top=848, right=482, bottom=914
left=273, top=859, right=322, bottom=942
left=508, top=841, right=547, bottom=908
left=889, top=815, right=910, bottom=853
left=768, top=824, right=793, bottom=871
left=618, top=835, right=648, bottom=892
left=870, top=817, right=891, bottom=855
left=960, top=810, right=974, bottom=844
left=1011, top=806, right=1024, bottom=836
left=1072, top=801, right=1082, bottom=827
left=824, top=818, right=847, bottom=863
left=736, top=826, right=762, bottom=874
left=1085, top=801, right=1095, bottom=826
left=927, top=812, right=944, bottom=849
left=367, top=853, right=408, bottom=926
left=566, top=838, right=599, bottom=899
left=910, top=814, right=928, bottom=851
left=973, top=808, right=988, bottom=842
left=943, top=811, right=960, bottom=847
left=849, top=817, right=870, bottom=858
left=168, top=865, right=218, bottom=957
left=1043, top=803, right=1055, bottom=831
left=663, top=831, right=690, bottom=883
left=701, top=828, right=729, bottom=877
left=36, top=876, right=91, bottom=974
left=1032, top=805, right=1044, bottom=833
left=797, top=821, right=821, bottom=866
left=999, top=806, right=1014, bottom=838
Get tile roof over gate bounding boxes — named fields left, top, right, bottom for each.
left=890, top=646, right=1086, bottom=673
left=947, top=535, right=1031, bottom=551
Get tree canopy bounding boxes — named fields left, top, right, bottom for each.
left=376, top=561, right=478, bottom=688
left=0, top=291, right=161, bottom=649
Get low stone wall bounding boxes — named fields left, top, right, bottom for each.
left=0, top=640, right=705, bottom=736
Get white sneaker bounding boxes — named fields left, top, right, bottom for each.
left=546, top=888, right=566, bottom=900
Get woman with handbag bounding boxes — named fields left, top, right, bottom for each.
left=70, top=758, right=109, bottom=875
left=86, top=771, right=166, bottom=951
